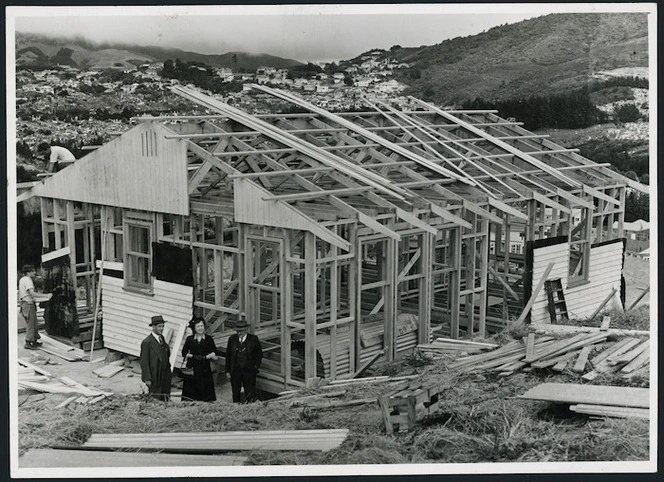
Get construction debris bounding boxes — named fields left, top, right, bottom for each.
left=18, top=358, right=54, bottom=377
left=445, top=330, right=650, bottom=379
left=92, top=363, right=125, bottom=378
left=379, top=378, right=445, bottom=433
left=20, top=448, right=247, bottom=467
left=417, top=337, right=499, bottom=358
left=82, top=429, right=349, bottom=452
left=17, top=358, right=112, bottom=407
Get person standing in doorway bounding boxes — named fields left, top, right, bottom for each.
left=19, top=265, right=42, bottom=350
left=225, top=318, right=262, bottom=403
left=140, top=315, right=172, bottom=401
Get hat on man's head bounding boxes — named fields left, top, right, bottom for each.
left=150, top=315, right=166, bottom=326
left=234, top=319, right=248, bottom=330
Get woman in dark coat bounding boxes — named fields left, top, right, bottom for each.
left=181, top=318, right=218, bottom=401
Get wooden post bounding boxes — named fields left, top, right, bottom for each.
left=450, top=227, right=461, bottom=339
left=53, top=200, right=62, bottom=250
left=617, top=186, right=626, bottom=238
left=515, top=262, right=554, bottom=325
left=66, top=202, right=77, bottom=303
left=329, top=228, right=338, bottom=379
left=304, top=232, right=317, bottom=379
left=477, top=219, right=489, bottom=338
left=241, top=224, right=250, bottom=322
left=503, top=213, right=512, bottom=320
left=89, top=208, right=108, bottom=362
left=39, top=198, right=49, bottom=252
left=283, top=230, right=293, bottom=384
left=348, top=223, right=357, bottom=374
left=465, top=213, right=477, bottom=335
left=354, top=236, right=362, bottom=373
left=418, top=232, right=432, bottom=345
left=384, top=237, right=396, bottom=362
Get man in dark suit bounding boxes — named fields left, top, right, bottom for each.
left=225, top=319, right=262, bottom=403
left=140, top=315, right=172, bottom=401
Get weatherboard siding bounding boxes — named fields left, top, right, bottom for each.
left=33, top=122, right=189, bottom=215
left=530, top=240, right=623, bottom=323
left=101, top=274, right=192, bottom=367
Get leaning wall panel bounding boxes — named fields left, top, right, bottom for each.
left=101, top=274, right=192, bottom=367
left=529, top=240, right=624, bottom=324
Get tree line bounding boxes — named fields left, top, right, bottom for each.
left=461, top=87, right=608, bottom=130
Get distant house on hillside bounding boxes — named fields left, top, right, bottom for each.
left=616, top=219, right=649, bottom=256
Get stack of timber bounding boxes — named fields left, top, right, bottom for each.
left=417, top=337, right=498, bottom=357
left=82, top=429, right=349, bottom=452
left=277, top=374, right=420, bottom=396
left=37, top=333, right=87, bottom=362
left=20, top=449, right=247, bottom=467
left=518, top=383, right=649, bottom=419
left=448, top=331, right=650, bottom=379
left=378, top=378, right=446, bottom=433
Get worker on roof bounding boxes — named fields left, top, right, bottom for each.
left=36, top=142, right=76, bottom=173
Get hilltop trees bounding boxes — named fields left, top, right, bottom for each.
left=161, top=59, right=242, bottom=95
left=462, top=87, right=607, bottom=130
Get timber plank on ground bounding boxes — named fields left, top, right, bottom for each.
left=517, top=383, right=649, bottom=408
left=569, top=404, right=649, bottom=419
left=19, top=448, right=247, bottom=467
left=83, top=429, right=349, bottom=452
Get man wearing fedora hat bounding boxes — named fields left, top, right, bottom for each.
left=140, top=315, right=172, bottom=401
left=225, top=318, right=263, bottom=403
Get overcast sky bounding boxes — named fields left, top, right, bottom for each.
left=6, top=4, right=607, bottom=63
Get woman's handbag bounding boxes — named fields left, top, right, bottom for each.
left=180, top=358, right=195, bottom=378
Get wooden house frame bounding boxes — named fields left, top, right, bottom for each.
left=24, top=86, right=647, bottom=393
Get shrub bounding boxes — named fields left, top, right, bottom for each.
left=614, top=103, right=641, bottom=123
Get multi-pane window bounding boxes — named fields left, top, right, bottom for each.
left=124, top=220, right=153, bottom=291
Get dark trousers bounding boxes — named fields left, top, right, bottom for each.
left=148, top=369, right=172, bottom=402
left=21, top=302, right=39, bottom=343
left=230, top=367, right=257, bottom=403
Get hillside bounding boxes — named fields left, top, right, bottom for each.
left=15, top=32, right=303, bottom=70
left=390, top=12, right=648, bottom=105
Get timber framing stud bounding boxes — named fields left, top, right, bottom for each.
left=22, top=86, right=645, bottom=394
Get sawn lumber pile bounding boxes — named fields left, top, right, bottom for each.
left=417, top=337, right=498, bottom=357
left=82, top=429, right=349, bottom=452
left=37, top=333, right=87, bottom=362
left=447, top=332, right=650, bottom=379
left=518, top=382, right=649, bottom=419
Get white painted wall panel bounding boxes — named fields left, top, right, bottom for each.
left=34, top=123, right=189, bottom=215
left=529, top=240, right=624, bottom=324
left=101, top=275, right=192, bottom=368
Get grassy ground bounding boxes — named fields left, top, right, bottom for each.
left=18, top=341, right=650, bottom=465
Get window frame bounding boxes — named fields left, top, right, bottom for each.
left=123, top=218, right=154, bottom=293
left=568, top=207, right=592, bottom=286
